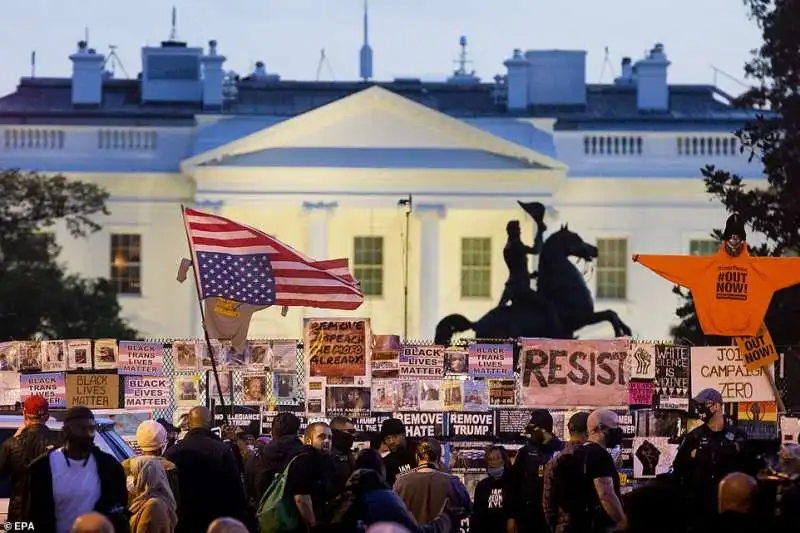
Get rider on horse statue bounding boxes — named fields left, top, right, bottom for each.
left=498, top=202, right=564, bottom=335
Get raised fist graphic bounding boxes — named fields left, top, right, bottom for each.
left=634, top=347, right=652, bottom=376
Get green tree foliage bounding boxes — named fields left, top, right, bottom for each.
left=0, top=169, right=138, bottom=340
left=671, top=0, right=800, bottom=347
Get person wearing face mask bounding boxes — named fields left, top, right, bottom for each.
left=330, top=416, right=357, bottom=492
left=27, top=406, right=130, bottom=533
left=671, top=388, right=748, bottom=530
left=508, top=409, right=563, bottom=533
left=379, top=418, right=412, bottom=487
left=123, top=420, right=180, bottom=511
left=563, top=408, right=626, bottom=533
left=472, top=446, right=515, bottom=533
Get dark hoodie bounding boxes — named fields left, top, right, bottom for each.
left=509, top=436, right=564, bottom=533
left=256, top=434, right=304, bottom=495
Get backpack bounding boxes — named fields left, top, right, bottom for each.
left=550, top=446, right=593, bottom=526
left=257, top=453, right=307, bottom=533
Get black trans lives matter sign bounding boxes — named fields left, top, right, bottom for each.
left=654, top=345, right=689, bottom=411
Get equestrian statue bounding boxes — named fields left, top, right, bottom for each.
left=434, top=201, right=632, bottom=367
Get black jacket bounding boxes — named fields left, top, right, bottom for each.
left=256, top=434, right=304, bottom=495
left=27, top=446, right=129, bottom=533
left=509, top=437, right=564, bottom=532
left=165, top=428, right=255, bottom=533
left=0, top=424, right=61, bottom=522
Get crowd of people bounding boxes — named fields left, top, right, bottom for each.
left=0, top=388, right=798, bottom=533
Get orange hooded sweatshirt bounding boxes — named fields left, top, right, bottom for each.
left=632, top=245, right=800, bottom=336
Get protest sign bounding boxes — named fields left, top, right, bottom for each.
left=737, top=401, right=778, bottom=440
left=519, top=338, right=629, bottom=407
left=371, top=335, right=400, bottom=379
left=632, top=437, right=678, bottom=479
left=66, top=373, right=120, bottom=409
left=351, top=413, right=392, bottom=434
left=735, top=323, right=779, bottom=371
left=393, top=412, right=444, bottom=438
left=118, top=341, right=165, bottom=376
left=213, top=404, right=262, bottom=433
left=20, top=372, right=65, bottom=408
left=468, top=344, right=514, bottom=378
left=495, top=409, right=532, bottom=436
left=124, top=376, right=170, bottom=410
left=446, top=412, right=494, bottom=438
left=691, top=346, right=774, bottom=403
left=487, top=379, right=516, bottom=407
left=630, top=342, right=656, bottom=379
left=628, top=381, right=654, bottom=406
left=399, top=345, right=445, bottom=379
left=463, top=380, right=488, bottom=412
left=326, top=386, right=371, bottom=417
left=304, top=318, right=369, bottom=379
left=654, top=345, right=690, bottom=410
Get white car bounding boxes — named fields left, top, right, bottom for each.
left=0, top=413, right=136, bottom=523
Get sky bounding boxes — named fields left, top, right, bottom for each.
left=0, top=0, right=763, bottom=97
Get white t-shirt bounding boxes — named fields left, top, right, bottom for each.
left=49, top=448, right=102, bottom=533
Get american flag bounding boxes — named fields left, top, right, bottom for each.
left=182, top=207, right=364, bottom=310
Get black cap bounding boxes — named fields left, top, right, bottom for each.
left=64, top=406, right=94, bottom=423
left=272, top=412, right=301, bottom=438
left=380, top=418, right=406, bottom=439
left=527, top=409, right=553, bottom=434
left=567, top=411, right=590, bottom=434
left=722, top=213, right=746, bottom=241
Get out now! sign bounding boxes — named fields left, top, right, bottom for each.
left=734, top=322, right=779, bottom=371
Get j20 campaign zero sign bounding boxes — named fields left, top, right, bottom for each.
left=690, top=346, right=774, bottom=403
left=519, top=338, right=629, bottom=408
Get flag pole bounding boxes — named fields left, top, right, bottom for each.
left=398, top=194, right=413, bottom=341
left=180, top=204, right=230, bottom=426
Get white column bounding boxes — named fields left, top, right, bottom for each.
left=416, top=204, right=446, bottom=341
left=191, top=200, right=224, bottom=338
left=303, top=201, right=338, bottom=317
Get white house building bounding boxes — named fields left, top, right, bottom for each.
left=0, top=30, right=762, bottom=343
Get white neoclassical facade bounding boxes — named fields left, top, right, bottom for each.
left=0, top=37, right=762, bottom=342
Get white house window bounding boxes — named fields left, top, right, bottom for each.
left=689, top=239, right=719, bottom=256
left=110, top=234, right=142, bottom=295
left=461, top=238, right=492, bottom=298
left=353, top=236, right=383, bottom=297
left=596, top=238, right=627, bottom=300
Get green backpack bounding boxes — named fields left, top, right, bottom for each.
left=257, top=453, right=307, bottom=533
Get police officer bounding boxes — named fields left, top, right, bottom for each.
left=672, top=388, right=748, bottom=530
left=509, top=409, right=564, bottom=533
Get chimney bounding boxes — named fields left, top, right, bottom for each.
left=614, top=57, right=635, bottom=85
left=503, top=49, right=530, bottom=111
left=69, top=41, right=105, bottom=106
left=201, top=40, right=226, bottom=109
left=635, top=43, right=670, bottom=111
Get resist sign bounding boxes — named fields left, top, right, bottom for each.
left=690, top=346, right=774, bottom=402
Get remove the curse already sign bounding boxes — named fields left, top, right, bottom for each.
left=304, top=318, right=369, bottom=378
left=66, top=373, right=120, bottom=409
left=520, top=338, right=629, bottom=408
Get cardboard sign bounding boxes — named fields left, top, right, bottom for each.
left=304, top=318, right=369, bottom=378
left=519, top=338, right=629, bottom=407
left=66, top=373, right=120, bottom=409
left=690, top=346, right=774, bottom=402
left=735, top=323, right=779, bottom=371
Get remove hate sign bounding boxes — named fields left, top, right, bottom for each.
left=691, top=346, right=774, bottom=402
left=66, top=373, right=120, bottom=409
left=520, top=338, right=629, bottom=407
left=393, top=412, right=444, bottom=437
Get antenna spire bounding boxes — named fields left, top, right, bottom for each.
left=359, top=0, right=374, bottom=81
left=169, top=6, right=178, bottom=41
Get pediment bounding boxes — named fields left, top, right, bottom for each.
left=182, top=86, right=566, bottom=171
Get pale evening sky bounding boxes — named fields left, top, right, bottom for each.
left=0, top=0, right=762, bottom=97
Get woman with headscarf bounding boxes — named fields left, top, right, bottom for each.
left=327, top=449, right=452, bottom=533
left=127, top=456, right=178, bottom=533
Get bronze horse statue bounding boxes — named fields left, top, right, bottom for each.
left=434, top=224, right=633, bottom=358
